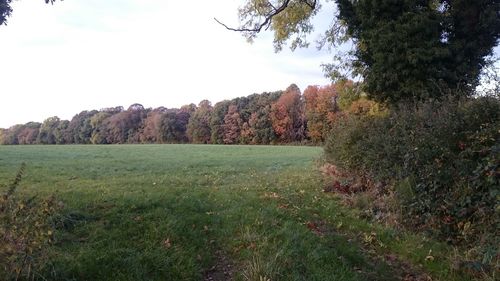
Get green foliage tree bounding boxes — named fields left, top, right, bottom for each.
left=0, top=0, right=12, bottom=26
left=229, top=0, right=500, bottom=103
left=244, top=91, right=281, bottom=144
left=187, top=100, right=213, bottom=144
left=210, top=100, right=231, bottom=144
left=159, top=109, right=189, bottom=143
left=54, top=119, right=69, bottom=144
left=37, top=116, right=60, bottom=144
left=90, top=112, right=113, bottom=144
left=67, top=110, right=99, bottom=144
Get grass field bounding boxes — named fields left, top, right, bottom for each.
left=0, top=145, right=468, bottom=281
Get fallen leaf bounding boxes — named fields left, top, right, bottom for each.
left=425, top=250, right=434, bottom=262
left=163, top=238, right=171, bottom=249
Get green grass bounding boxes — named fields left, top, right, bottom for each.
left=0, top=145, right=468, bottom=281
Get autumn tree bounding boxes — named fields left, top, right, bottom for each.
left=140, top=107, right=167, bottom=144
left=210, top=100, right=231, bottom=144
left=16, top=122, right=41, bottom=145
left=125, top=103, right=149, bottom=143
left=240, top=92, right=281, bottom=144
left=270, top=84, right=305, bottom=143
left=100, top=113, right=127, bottom=144
left=1, top=122, right=43, bottom=145
left=98, top=104, right=148, bottom=144
left=303, top=85, right=321, bottom=142
left=229, top=0, right=500, bottom=103
left=222, top=104, right=242, bottom=144
left=0, top=84, right=361, bottom=146
left=303, top=84, right=338, bottom=143
left=0, top=125, right=22, bottom=144
left=187, top=100, right=212, bottom=144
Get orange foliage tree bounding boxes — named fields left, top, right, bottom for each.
left=270, top=84, right=305, bottom=143
left=303, top=84, right=338, bottom=143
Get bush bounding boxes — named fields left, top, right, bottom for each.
left=324, top=96, right=500, bottom=248
left=0, top=163, right=60, bottom=280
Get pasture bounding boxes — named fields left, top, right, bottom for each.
left=0, top=145, right=464, bottom=281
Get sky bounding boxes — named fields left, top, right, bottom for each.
left=0, top=0, right=335, bottom=128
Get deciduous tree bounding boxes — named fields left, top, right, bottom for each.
left=229, top=0, right=500, bottom=103
left=222, top=105, right=242, bottom=144
left=140, top=107, right=167, bottom=144
left=210, top=100, right=231, bottom=144
left=159, top=109, right=189, bottom=143
left=304, top=84, right=338, bottom=143
left=37, top=116, right=60, bottom=144
left=270, top=84, right=305, bottom=142
left=187, top=100, right=212, bottom=144
left=16, top=122, right=41, bottom=145
left=67, top=110, right=99, bottom=144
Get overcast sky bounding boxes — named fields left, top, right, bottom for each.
left=0, top=0, right=335, bottom=128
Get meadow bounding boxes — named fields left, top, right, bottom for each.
left=0, top=145, right=468, bottom=281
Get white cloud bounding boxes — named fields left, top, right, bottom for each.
left=0, top=0, right=332, bottom=127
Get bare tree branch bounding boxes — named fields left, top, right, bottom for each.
left=303, top=0, right=317, bottom=10
left=214, top=0, right=317, bottom=33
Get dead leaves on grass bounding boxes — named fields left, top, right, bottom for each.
left=261, top=192, right=281, bottom=199
left=163, top=238, right=172, bottom=249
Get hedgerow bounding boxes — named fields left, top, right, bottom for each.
left=324, top=95, right=499, bottom=261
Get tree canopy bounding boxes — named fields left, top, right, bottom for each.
left=228, top=0, right=500, bottom=103
left=0, top=0, right=12, bottom=25
left=0, top=82, right=364, bottom=146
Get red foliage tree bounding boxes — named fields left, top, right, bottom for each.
left=270, top=84, right=305, bottom=143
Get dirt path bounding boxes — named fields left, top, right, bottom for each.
left=203, top=250, right=234, bottom=281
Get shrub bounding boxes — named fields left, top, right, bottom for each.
left=324, top=96, right=500, bottom=248
left=0, top=163, right=60, bottom=280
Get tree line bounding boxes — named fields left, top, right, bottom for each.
left=0, top=82, right=361, bottom=145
